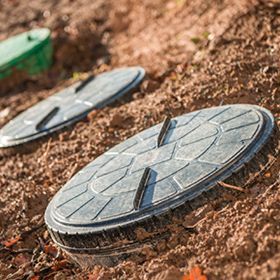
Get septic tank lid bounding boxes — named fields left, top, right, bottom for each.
left=0, top=28, right=51, bottom=71
left=0, top=67, right=145, bottom=147
left=45, top=104, right=278, bottom=258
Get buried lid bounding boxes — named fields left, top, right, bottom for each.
left=0, top=67, right=145, bottom=147
left=0, top=28, right=52, bottom=77
left=45, top=104, right=278, bottom=255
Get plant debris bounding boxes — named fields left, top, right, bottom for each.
left=2, top=236, right=21, bottom=248
left=182, top=266, right=207, bottom=280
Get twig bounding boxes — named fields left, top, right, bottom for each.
left=11, top=248, right=33, bottom=254
left=68, top=163, right=79, bottom=180
left=183, top=216, right=208, bottom=230
left=261, top=175, right=280, bottom=198
left=38, top=236, right=45, bottom=251
left=217, top=181, right=247, bottom=193
left=31, top=245, right=41, bottom=264
left=0, top=247, right=33, bottom=254
left=42, top=138, right=52, bottom=161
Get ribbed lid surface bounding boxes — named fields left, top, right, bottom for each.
left=45, top=105, right=276, bottom=240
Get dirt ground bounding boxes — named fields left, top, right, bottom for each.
left=0, top=0, right=279, bottom=279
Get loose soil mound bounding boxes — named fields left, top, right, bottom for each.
left=0, top=0, right=279, bottom=279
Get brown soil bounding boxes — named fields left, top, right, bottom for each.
left=0, top=0, right=279, bottom=279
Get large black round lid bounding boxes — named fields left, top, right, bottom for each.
left=45, top=104, right=278, bottom=257
left=0, top=67, right=145, bottom=147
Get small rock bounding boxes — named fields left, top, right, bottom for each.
left=110, top=113, right=125, bottom=127
left=141, top=80, right=160, bottom=93
left=234, top=237, right=257, bottom=260
left=87, top=110, right=98, bottom=122
left=0, top=107, right=10, bottom=119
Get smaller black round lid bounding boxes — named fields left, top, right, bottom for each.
left=0, top=67, right=145, bottom=147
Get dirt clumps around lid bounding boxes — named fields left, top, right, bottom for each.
left=0, top=0, right=280, bottom=279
